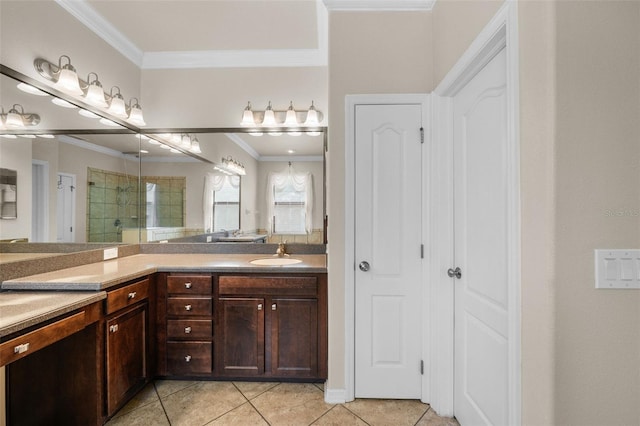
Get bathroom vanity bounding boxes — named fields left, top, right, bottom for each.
left=0, top=252, right=327, bottom=425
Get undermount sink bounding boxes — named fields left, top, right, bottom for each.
left=249, top=257, right=303, bottom=266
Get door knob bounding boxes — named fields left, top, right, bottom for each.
left=359, top=261, right=370, bottom=272
left=447, top=267, right=462, bottom=279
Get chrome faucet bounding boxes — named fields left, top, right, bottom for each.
left=276, top=241, right=287, bottom=257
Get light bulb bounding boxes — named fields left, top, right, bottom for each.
left=304, top=101, right=319, bottom=126
left=241, top=102, right=255, bottom=126
left=85, top=83, right=108, bottom=108
left=284, top=101, right=298, bottom=126
left=262, top=101, right=277, bottom=126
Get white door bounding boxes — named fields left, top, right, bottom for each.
left=453, top=48, right=510, bottom=425
left=354, top=104, right=423, bottom=398
left=56, top=173, right=75, bottom=242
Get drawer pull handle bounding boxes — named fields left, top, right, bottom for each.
left=128, top=291, right=137, bottom=299
left=14, top=343, right=30, bottom=354
left=257, top=303, right=263, bottom=311
left=185, top=282, right=192, bottom=289
left=109, top=324, right=119, bottom=333
left=185, top=304, right=192, bottom=311
left=272, top=303, right=277, bottom=311
left=184, top=326, right=192, bottom=334
left=185, top=355, right=192, bottom=362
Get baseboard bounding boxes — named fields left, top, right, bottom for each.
left=324, top=387, right=347, bottom=404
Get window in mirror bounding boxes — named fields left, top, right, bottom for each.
left=267, top=168, right=313, bottom=235
left=203, top=173, right=240, bottom=232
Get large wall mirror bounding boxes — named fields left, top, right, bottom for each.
left=0, top=67, right=327, bottom=253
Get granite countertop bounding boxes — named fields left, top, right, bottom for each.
left=1, top=253, right=327, bottom=291
left=0, top=291, right=106, bottom=338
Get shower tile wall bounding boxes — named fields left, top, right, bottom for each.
left=87, top=168, right=139, bottom=243
left=142, top=176, right=186, bottom=228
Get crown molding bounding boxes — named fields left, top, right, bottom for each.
left=58, top=134, right=128, bottom=158
left=55, top=0, right=144, bottom=66
left=55, top=0, right=328, bottom=69
left=323, top=0, right=435, bottom=11
left=260, top=156, right=324, bottom=162
left=225, top=133, right=261, bottom=160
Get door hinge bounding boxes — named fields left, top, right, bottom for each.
left=420, top=244, right=424, bottom=259
left=420, top=127, right=424, bottom=144
left=420, top=360, right=424, bottom=375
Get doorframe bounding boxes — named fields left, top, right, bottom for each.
left=343, top=93, right=430, bottom=402
left=430, top=1, right=521, bottom=421
left=32, top=160, right=49, bottom=242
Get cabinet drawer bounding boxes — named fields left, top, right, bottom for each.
left=0, top=311, right=86, bottom=367
left=167, top=342, right=212, bottom=374
left=106, top=278, right=149, bottom=315
left=167, top=319, right=212, bottom=339
left=219, top=276, right=317, bottom=296
left=167, top=297, right=212, bottom=316
left=167, top=275, right=212, bottom=295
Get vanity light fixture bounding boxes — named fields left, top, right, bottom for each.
left=53, top=55, right=83, bottom=96
left=107, top=87, right=127, bottom=118
left=240, top=100, right=323, bottom=136
left=84, top=73, right=108, bottom=108
left=0, top=105, right=41, bottom=128
left=127, top=98, right=146, bottom=126
left=34, top=55, right=147, bottom=126
left=220, top=156, right=246, bottom=175
left=262, top=101, right=277, bottom=127
left=190, top=136, right=202, bottom=154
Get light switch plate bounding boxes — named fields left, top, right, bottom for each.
left=595, top=249, right=640, bottom=289
left=103, top=247, right=118, bottom=260
left=206, top=235, right=212, bottom=242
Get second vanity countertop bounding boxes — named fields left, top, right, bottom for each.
left=1, top=253, right=327, bottom=291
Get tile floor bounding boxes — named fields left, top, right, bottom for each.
left=105, top=380, right=460, bottom=426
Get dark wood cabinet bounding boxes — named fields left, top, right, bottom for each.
left=104, top=277, right=151, bottom=417
left=158, top=273, right=214, bottom=377
left=218, top=297, right=265, bottom=376
left=215, top=274, right=327, bottom=380
left=105, top=303, right=147, bottom=415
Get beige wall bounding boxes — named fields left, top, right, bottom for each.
left=432, top=0, right=504, bottom=86
left=327, top=9, right=433, bottom=392
left=518, top=2, right=557, bottom=425
left=0, top=139, right=32, bottom=240
left=554, top=2, right=640, bottom=424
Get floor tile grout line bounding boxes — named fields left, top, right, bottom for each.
left=340, top=403, right=373, bottom=425
left=153, top=381, right=173, bottom=425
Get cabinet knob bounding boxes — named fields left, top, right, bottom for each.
left=185, top=304, right=192, bottom=311
left=184, top=282, right=192, bottom=289
left=109, top=324, right=119, bottom=333
left=271, top=303, right=277, bottom=311
left=14, top=343, right=30, bottom=354
left=184, top=326, right=192, bottom=334
left=185, top=355, right=192, bottom=362
left=257, top=303, right=263, bottom=311
left=127, top=291, right=137, bottom=299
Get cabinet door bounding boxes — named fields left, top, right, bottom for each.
left=217, top=297, right=264, bottom=376
left=106, top=303, right=147, bottom=415
left=269, top=298, right=318, bottom=378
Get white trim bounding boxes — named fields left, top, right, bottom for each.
left=57, top=135, right=127, bottom=158
left=344, top=93, right=429, bottom=403
left=324, top=388, right=347, bottom=404
left=259, top=156, right=324, bottom=162
left=31, top=159, right=50, bottom=242
left=54, top=0, right=144, bottom=66
left=56, top=172, right=76, bottom=243
left=56, top=0, right=328, bottom=69
left=324, top=0, right=435, bottom=11
left=225, top=134, right=260, bottom=160
left=430, top=1, right=521, bottom=423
